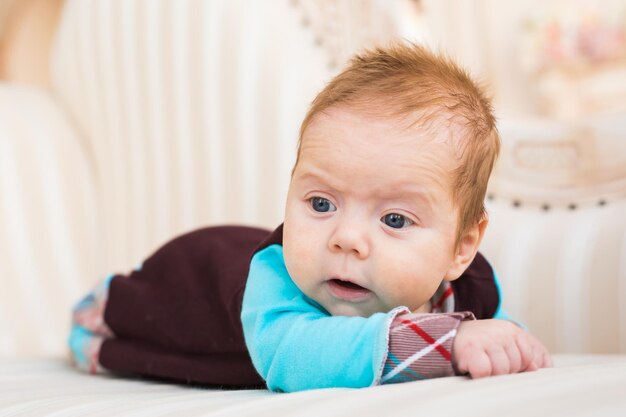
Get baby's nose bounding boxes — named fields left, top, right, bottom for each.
left=328, top=223, right=370, bottom=259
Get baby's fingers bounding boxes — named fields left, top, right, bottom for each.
left=487, top=346, right=511, bottom=376
left=543, top=349, right=554, bottom=368
left=504, top=341, right=522, bottom=374
left=532, top=341, right=553, bottom=369
left=515, top=333, right=536, bottom=372
left=466, top=350, right=492, bottom=379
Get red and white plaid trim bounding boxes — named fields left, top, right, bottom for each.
left=382, top=311, right=475, bottom=383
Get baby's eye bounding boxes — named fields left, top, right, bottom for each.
left=381, top=213, right=414, bottom=229
left=310, top=197, right=337, bottom=213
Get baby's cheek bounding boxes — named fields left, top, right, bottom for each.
left=283, top=243, right=302, bottom=279
left=283, top=235, right=316, bottom=286
left=377, top=256, right=435, bottom=309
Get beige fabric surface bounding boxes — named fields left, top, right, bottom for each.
left=1, top=355, right=625, bottom=416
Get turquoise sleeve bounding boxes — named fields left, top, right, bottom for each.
left=240, top=244, right=407, bottom=392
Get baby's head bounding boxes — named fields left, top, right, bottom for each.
left=282, top=42, right=500, bottom=317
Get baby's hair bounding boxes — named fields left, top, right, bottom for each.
left=294, top=41, right=500, bottom=247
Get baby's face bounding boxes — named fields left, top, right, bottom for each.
left=283, top=106, right=462, bottom=317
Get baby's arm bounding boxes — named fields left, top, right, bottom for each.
left=242, top=245, right=407, bottom=391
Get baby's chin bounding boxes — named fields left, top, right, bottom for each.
left=323, top=301, right=387, bottom=318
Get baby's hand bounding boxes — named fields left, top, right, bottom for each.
left=452, top=319, right=552, bottom=379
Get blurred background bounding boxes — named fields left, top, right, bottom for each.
left=0, top=0, right=625, bottom=359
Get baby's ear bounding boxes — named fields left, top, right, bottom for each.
left=443, top=216, right=488, bottom=281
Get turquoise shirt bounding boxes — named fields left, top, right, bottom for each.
left=240, top=244, right=408, bottom=392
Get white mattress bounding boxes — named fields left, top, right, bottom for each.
left=2, top=355, right=625, bottom=416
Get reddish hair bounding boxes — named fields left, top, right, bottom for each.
left=294, top=42, right=500, bottom=245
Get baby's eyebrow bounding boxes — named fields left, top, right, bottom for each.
left=296, top=169, right=434, bottom=210
left=382, top=187, right=434, bottom=210
left=294, top=170, right=335, bottom=188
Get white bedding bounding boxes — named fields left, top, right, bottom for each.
left=2, top=355, right=625, bottom=416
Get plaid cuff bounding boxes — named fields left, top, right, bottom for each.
left=381, top=311, right=475, bottom=384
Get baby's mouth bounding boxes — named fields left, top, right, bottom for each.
left=327, top=278, right=372, bottom=302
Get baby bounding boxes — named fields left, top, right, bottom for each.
left=69, top=43, right=552, bottom=392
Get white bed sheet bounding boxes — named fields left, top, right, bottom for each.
left=1, top=355, right=625, bottom=417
